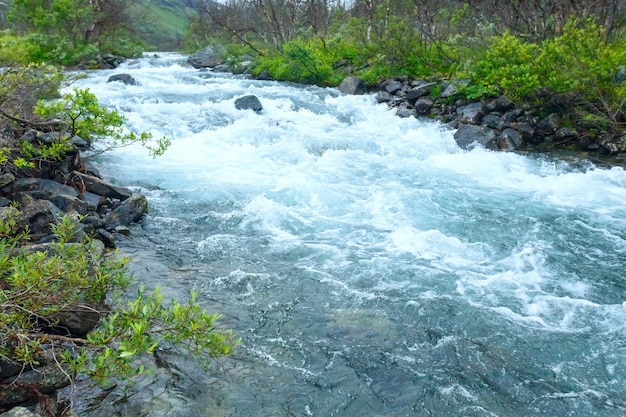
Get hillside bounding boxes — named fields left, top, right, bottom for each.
left=133, top=0, right=197, bottom=50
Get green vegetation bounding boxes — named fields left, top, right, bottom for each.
left=188, top=0, right=625, bottom=133
left=0, top=210, right=239, bottom=385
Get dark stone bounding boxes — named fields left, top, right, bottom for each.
left=535, top=113, right=561, bottom=136
left=487, top=95, right=515, bottom=112
left=105, top=194, right=148, bottom=229
left=482, top=114, right=500, bottom=129
left=0, top=197, right=10, bottom=207
left=508, top=122, right=535, bottom=142
left=81, top=191, right=105, bottom=211
left=187, top=45, right=225, bottom=69
left=381, top=79, right=403, bottom=95
left=19, top=200, right=64, bottom=236
left=68, top=135, right=89, bottom=148
left=97, top=228, right=116, bottom=248
left=406, top=82, right=436, bottom=104
left=0, top=356, right=71, bottom=406
left=81, top=215, right=106, bottom=229
left=458, top=102, right=485, bottom=125
left=50, top=194, right=88, bottom=215
left=107, top=74, right=138, bottom=86
left=212, top=64, right=230, bottom=73
left=100, top=54, right=124, bottom=69
left=70, top=171, right=132, bottom=201
left=114, top=225, right=131, bottom=235
left=1, top=178, right=79, bottom=198
left=256, top=69, right=272, bottom=80
left=337, top=76, right=367, bottom=95
left=440, top=83, right=457, bottom=98
left=0, top=406, right=39, bottom=417
left=454, top=123, right=497, bottom=149
left=83, top=159, right=100, bottom=177
left=498, top=128, right=522, bottom=150
left=413, top=98, right=434, bottom=115
left=54, top=301, right=102, bottom=336
left=234, top=95, right=263, bottom=112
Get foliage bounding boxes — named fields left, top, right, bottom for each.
left=0, top=209, right=239, bottom=385
left=35, top=88, right=171, bottom=157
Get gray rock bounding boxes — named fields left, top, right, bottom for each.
left=454, top=123, right=497, bottom=149
left=487, top=95, right=515, bottom=112
left=50, top=194, right=88, bottom=215
left=375, top=91, right=394, bottom=103
left=97, top=228, right=116, bottom=248
left=187, top=45, right=226, bottom=69
left=555, top=127, right=577, bottom=140
left=384, top=80, right=403, bottom=95
left=498, top=128, right=522, bottom=150
left=337, top=76, right=367, bottom=95
left=19, top=199, right=64, bottom=236
left=0, top=361, right=71, bottom=406
left=0, top=406, right=39, bottom=417
left=107, top=74, right=138, bottom=86
left=54, top=302, right=102, bottom=336
left=68, top=135, right=89, bottom=148
left=406, top=82, right=436, bottom=104
left=81, top=191, right=105, bottom=211
left=0, top=197, right=10, bottom=207
left=105, top=193, right=148, bottom=229
left=0, top=172, right=15, bottom=188
left=70, top=171, right=132, bottom=201
left=212, top=64, right=230, bottom=73
left=413, top=98, right=434, bottom=115
left=1, top=178, right=79, bottom=198
left=440, top=83, right=458, bottom=98
left=458, top=102, right=485, bottom=125
left=234, top=95, right=263, bottom=112
left=81, top=215, right=106, bottom=229
left=395, top=103, right=416, bottom=118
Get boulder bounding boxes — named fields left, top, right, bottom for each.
left=54, top=302, right=102, bottom=336
left=454, top=123, right=497, bottom=149
left=234, top=95, right=263, bottom=112
left=498, top=128, right=522, bottom=150
left=555, top=127, right=577, bottom=140
left=0, top=172, right=15, bottom=188
left=375, top=91, right=394, bottom=104
left=1, top=178, right=79, bottom=198
left=50, top=194, right=88, bottom=215
left=70, top=171, right=132, bottom=201
left=107, top=74, right=138, bottom=86
left=413, top=98, right=434, bottom=115
left=458, top=102, right=485, bottom=125
left=406, top=82, right=436, bottom=104
left=395, top=103, right=416, bottom=118
left=487, top=95, right=515, bottom=112
left=105, top=193, right=148, bottom=229
left=18, top=199, right=64, bottom=236
left=187, top=45, right=226, bottom=69
left=0, top=406, right=39, bottom=417
left=535, top=113, right=561, bottom=136
left=100, top=54, right=124, bottom=69
left=383, top=80, right=403, bottom=95
left=337, top=76, right=367, bottom=95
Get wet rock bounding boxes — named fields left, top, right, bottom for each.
left=413, top=98, right=434, bottom=115
left=50, top=194, right=88, bottom=215
left=100, top=54, right=124, bottom=69
left=107, top=74, right=138, bottom=86
left=337, top=76, right=367, bottom=95
left=375, top=91, right=394, bottom=104
left=188, top=45, right=225, bottom=69
left=81, top=215, right=106, bottom=229
left=406, top=82, right=436, bottom=104
left=105, top=193, right=148, bottom=229
left=70, top=171, right=132, bottom=201
left=395, top=103, right=416, bottom=118
left=535, top=113, right=561, bottom=136
left=234, top=95, right=263, bottom=113
left=97, top=228, right=116, bottom=248
left=454, top=123, right=497, bottom=149
left=498, top=128, right=522, bottom=150
left=458, top=102, right=485, bottom=125
left=1, top=178, right=79, bottom=198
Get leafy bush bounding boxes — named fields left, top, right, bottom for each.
left=0, top=210, right=239, bottom=385
left=35, top=88, right=171, bottom=157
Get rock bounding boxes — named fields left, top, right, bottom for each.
left=375, top=91, right=394, bottom=103
left=383, top=80, right=403, bottom=95
left=81, top=215, right=106, bottom=229
left=1, top=178, right=79, bottom=198
left=212, top=64, right=230, bottom=73
left=487, top=95, right=515, bottom=112
left=81, top=191, right=105, bottom=211
left=107, top=74, right=138, bottom=86
left=234, top=95, right=263, bottom=112
left=97, top=228, right=116, bottom=248
left=256, top=69, right=272, bottom=80
left=395, top=103, right=416, bottom=118
left=19, top=199, right=64, bottom=236
left=440, top=83, right=457, bottom=98
left=458, top=102, right=485, bottom=125
left=187, top=45, right=225, bottom=69
left=68, top=135, right=89, bottom=148
left=100, top=54, right=124, bottom=69
left=105, top=194, right=148, bottom=229
left=0, top=406, right=39, bottom=417
left=454, top=123, right=497, bottom=149
left=0, top=172, right=15, bottom=188
left=535, top=113, right=561, bottom=136
left=0, top=197, right=10, bottom=207
left=337, top=76, right=367, bottom=95
left=413, top=98, right=434, bottom=115
left=0, top=360, right=70, bottom=407
left=406, top=82, right=436, bottom=104
left=498, top=128, right=522, bottom=150
left=50, top=194, right=88, bottom=215
left=54, top=302, right=102, bottom=336
left=70, top=171, right=132, bottom=201
left=555, top=127, right=577, bottom=140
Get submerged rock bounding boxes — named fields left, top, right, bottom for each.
left=107, top=74, right=138, bottom=86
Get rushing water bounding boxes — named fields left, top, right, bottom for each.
left=71, top=53, right=626, bottom=416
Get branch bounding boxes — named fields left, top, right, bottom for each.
left=0, top=108, right=68, bottom=132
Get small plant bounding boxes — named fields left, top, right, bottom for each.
left=34, top=88, right=171, bottom=157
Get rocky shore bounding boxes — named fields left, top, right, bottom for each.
left=0, top=127, right=149, bottom=416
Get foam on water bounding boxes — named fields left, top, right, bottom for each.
left=76, top=53, right=626, bottom=416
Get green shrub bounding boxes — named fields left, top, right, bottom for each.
left=0, top=210, right=239, bottom=385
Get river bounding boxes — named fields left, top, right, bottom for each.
left=69, top=53, right=626, bottom=417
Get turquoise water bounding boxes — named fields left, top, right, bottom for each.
left=75, top=54, right=626, bottom=416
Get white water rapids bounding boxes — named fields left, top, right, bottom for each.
left=70, top=53, right=626, bottom=416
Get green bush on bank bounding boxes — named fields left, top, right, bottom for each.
left=0, top=210, right=239, bottom=385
